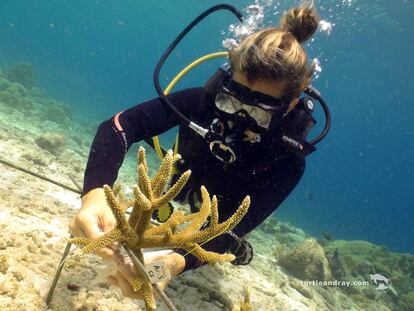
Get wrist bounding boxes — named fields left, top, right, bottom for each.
left=81, top=187, right=106, bottom=205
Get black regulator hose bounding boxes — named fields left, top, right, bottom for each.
left=153, top=4, right=243, bottom=128
left=152, top=5, right=331, bottom=146
left=305, top=85, right=331, bottom=145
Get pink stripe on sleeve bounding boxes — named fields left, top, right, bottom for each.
left=114, top=111, right=124, bottom=131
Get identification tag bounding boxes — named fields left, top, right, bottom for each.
left=144, top=261, right=171, bottom=284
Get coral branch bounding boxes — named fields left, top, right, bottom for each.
left=69, top=146, right=250, bottom=310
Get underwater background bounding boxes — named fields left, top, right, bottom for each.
left=1, top=0, right=412, bottom=253
left=1, top=0, right=414, bottom=310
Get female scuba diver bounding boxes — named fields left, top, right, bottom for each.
left=69, top=4, right=329, bottom=300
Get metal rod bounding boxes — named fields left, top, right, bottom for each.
left=69, top=174, right=83, bottom=193
left=45, top=237, right=73, bottom=305
left=0, top=158, right=82, bottom=194
left=121, top=244, right=178, bottom=311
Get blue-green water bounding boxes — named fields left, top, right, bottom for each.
left=0, top=0, right=413, bottom=255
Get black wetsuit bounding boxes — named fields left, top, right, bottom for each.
left=82, top=87, right=305, bottom=273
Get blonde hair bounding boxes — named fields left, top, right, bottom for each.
left=229, top=5, right=319, bottom=100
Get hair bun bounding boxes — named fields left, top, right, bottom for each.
left=280, top=5, right=319, bottom=43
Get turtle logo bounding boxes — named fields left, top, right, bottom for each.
left=370, top=273, right=391, bottom=291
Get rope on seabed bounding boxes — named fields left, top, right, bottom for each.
left=0, top=157, right=82, bottom=194
left=0, top=157, right=179, bottom=311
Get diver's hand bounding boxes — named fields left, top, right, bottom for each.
left=107, top=252, right=185, bottom=300
left=69, top=187, right=123, bottom=263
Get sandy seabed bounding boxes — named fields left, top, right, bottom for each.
left=1, top=71, right=408, bottom=310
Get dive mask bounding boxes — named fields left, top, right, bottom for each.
left=215, top=93, right=272, bottom=132
left=214, top=71, right=289, bottom=133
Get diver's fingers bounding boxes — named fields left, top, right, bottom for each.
left=101, top=218, right=123, bottom=261
left=107, top=275, right=118, bottom=286
left=77, top=214, right=102, bottom=240
left=68, top=218, right=86, bottom=238
left=102, top=214, right=117, bottom=233
left=99, top=246, right=125, bottom=263
left=113, top=271, right=144, bottom=299
left=116, top=260, right=138, bottom=286
left=70, top=214, right=124, bottom=263
left=77, top=216, right=115, bottom=259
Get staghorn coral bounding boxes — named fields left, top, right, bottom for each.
left=231, top=288, right=254, bottom=311
left=70, top=146, right=250, bottom=310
